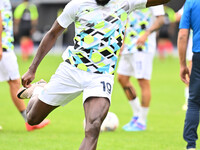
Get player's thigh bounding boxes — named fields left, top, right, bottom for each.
left=83, top=74, right=113, bottom=124
left=84, top=97, right=110, bottom=125
left=27, top=97, right=58, bottom=123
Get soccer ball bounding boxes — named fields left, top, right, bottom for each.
left=83, top=112, right=119, bottom=132
left=101, top=112, right=119, bottom=131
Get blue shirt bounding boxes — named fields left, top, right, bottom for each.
left=179, top=0, right=200, bottom=52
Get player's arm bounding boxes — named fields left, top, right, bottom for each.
left=178, top=0, right=191, bottom=85
left=175, top=12, right=182, bottom=22
left=174, top=7, right=183, bottom=23
left=22, top=21, right=65, bottom=87
left=0, top=10, right=3, bottom=60
left=146, top=0, right=170, bottom=7
left=22, top=1, right=77, bottom=87
left=178, top=29, right=190, bottom=85
left=136, top=15, right=164, bottom=46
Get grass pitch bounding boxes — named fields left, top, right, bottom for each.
left=0, top=54, right=191, bottom=150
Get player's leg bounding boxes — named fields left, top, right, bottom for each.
left=136, top=78, right=151, bottom=128
left=127, top=52, right=153, bottom=131
left=118, top=74, right=136, bottom=99
left=1, top=52, right=26, bottom=114
left=24, top=62, right=83, bottom=126
left=26, top=97, right=58, bottom=125
left=117, top=55, right=141, bottom=129
left=183, top=53, right=200, bottom=150
left=79, top=97, right=110, bottom=150
left=117, top=74, right=141, bottom=120
left=7, top=79, right=26, bottom=112
left=138, top=79, right=151, bottom=107
left=117, top=55, right=137, bottom=100
left=183, top=99, right=199, bottom=150
left=0, top=52, right=26, bottom=129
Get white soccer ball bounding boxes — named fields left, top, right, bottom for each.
left=84, top=112, right=119, bottom=132
left=101, top=112, right=119, bottom=131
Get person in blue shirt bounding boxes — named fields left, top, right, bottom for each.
left=178, top=0, right=200, bottom=149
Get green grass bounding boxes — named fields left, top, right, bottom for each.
left=0, top=54, right=191, bottom=150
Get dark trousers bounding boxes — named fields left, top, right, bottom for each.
left=184, top=53, right=200, bottom=149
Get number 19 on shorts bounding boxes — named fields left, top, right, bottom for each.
left=101, top=81, right=112, bottom=94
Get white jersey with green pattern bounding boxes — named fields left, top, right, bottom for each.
left=122, top=5, right=164, bottom=54
left=57, top=0, right=147, bottom=75
left=1, top=0, right=14, bottom=52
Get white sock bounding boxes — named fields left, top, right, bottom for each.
left=137, top=107, right=149, bottom=125
left=185, top=87, right=189, bottom=104
left=33, top=86, right=44, bottom=97
left=129, top=97, right=141, bottom=117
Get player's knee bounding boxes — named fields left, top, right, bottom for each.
left=27, top=113, right=41, bottom=125
left=8, top=79, right=20, bottom=87
left=85, top=119, right=101, bottom=138
left=117, top=75, right=126, bottom=86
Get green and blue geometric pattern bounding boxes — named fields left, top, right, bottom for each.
left=1, top=0, right=14, bottom=52
left=123, top=8, right=152, bottom=54
left=65, top=0, right=129, bottom=75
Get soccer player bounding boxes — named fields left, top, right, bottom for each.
left=175, top=6, right=193, bottom=111
left=19, top=0, right=170, bottom=149
left=14, top=0, right=38, bottom=61
left=178, top=0, right=200, bottom=149
left=117, top=6, right=165, bottom=131
left=157, top=6, right=175, bottom=60
left=0, top=0, right=49, bottom=131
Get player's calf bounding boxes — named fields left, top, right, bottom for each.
left=85, top=118, right=102, bottom=139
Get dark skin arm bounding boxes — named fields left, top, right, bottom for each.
left=22, top=20, right=65, bottom=87
left=146, top=0, right=170, bottom=7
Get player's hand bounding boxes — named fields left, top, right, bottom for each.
left=21, top=69, right=36, bottom=88
left=136, top=32, right=149, bottom=46
left=180, top=65, right=190, bottom=85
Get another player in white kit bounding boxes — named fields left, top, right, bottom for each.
left=117, top=5, right=165, bottom=131
left=18, top=0, right=170, bottom=149
left=0, top=0, right=49, bottom=131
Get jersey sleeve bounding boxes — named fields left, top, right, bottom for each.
left=179, top=0, right=191, bottom=29
left=127, top=0, right=147, bottom=12
left=151, top=5, right=165, bottom=16
left=57, top=0, right=78, bottom=29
